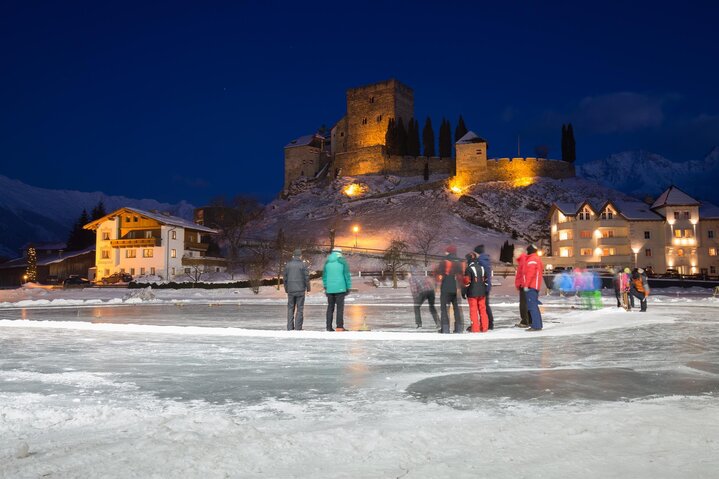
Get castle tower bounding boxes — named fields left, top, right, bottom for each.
left=344, top=79, right=414, bottom=151
left=455, top=131, right=488, bottom=185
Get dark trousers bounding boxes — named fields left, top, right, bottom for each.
left=519, top=288, right=529, bottom=325
left=414, top=290, right=440, bottom=327
left=614, top=288, right=622, bottom=307
left=630, top=288, right=647, bottom=311
left=486, top=291, right=494, bottom=329
left=287, top=292, right=306, bottom=330
left=526, top=288, right=543, bottom=329
left=326, top=292, right=346, bottom=330
left=440, top=292, right=463, bottom=333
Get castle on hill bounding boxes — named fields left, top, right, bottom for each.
left=284, top=79, right=575, bottom=190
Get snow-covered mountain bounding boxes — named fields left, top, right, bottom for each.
left=0, top=175, right=195, bottom=259
left=577, top=148, right=719, bottom=202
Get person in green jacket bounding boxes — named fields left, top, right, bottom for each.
left=322, top=247, right=352, bottom=331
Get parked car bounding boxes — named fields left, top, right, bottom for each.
left=63, top=275, right=91, bottom=288
left=661, top=269, right=680, bottom=279
left=101, top=272, right=133, bottom=285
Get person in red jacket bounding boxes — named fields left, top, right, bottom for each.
left=514, top=248, right=530, bottom=328
left=523, top=244, right=544, bottom=331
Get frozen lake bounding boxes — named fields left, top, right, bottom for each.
left=1, top=299, right=718, bottom=477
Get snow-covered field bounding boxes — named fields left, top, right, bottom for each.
left=1, top=282, right=718, bottom=478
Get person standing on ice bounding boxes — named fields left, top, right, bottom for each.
left=322, top=247, right=351, bottom=331
left=473, top=245, right=494, bottom=330
left=283, top=249, right=311, bottom=331
left=523, top=244, right=544, bottom=331
left=462, top=253, right=489, bottom=332
left=629, top=268, right=650, bottom=312
left=514, top=247, right=530, bottom=328
left=409, top=265, right=440, bottom=329
left=435, top=245, right=465, bottom=334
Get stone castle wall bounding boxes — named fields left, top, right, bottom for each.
left=335, top=146, right=453, bottom=177
left=484, top=157, right=575, bottom=181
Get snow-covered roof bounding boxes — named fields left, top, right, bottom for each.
left=699, top=202, right=719, bottom=219
left=614, top=201, right=664, bottom=220
left=0, top=246, right=95, bottom=270
left=553, top=202, right=581, bottom=215
left=651, top=185, right=700, bottom=209
left=285, top=134, right=325, bottom=149
left=84, top=207, right=217, bottom=233
left=456, top=131, right=487, bottom=144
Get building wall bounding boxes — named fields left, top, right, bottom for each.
left=334, top=146, right=454, bottom=177
left=331, top=116, right=348, bottom=156
left=345, top=79, right=414, bottom=151
left=455, top=141, right=488, bottom=184
left=284, top=145, right=325, bottom=189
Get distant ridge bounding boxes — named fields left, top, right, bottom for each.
left=0, top=175, right=194, bottom=259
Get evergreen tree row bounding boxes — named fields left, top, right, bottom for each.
left=385, top=115, right=468, bottom=157
left=561, top=123, right=576, bottom=163
left=66, top=201, right=107, bottom=251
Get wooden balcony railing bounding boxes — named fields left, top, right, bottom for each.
left=110, top=238, right=161, bottom=248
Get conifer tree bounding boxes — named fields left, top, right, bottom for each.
left=396, top=118, right=408, bottom=156
left=91, top=201, right=106, bottom=220
left=385, top=118, right=397, bottom=155
left=407, top=118, right=421, bottom=156
left=66, top=209, right=94, bottom=251
left=422, top=117, right=435, bottom=157
left=566, top=123, right=576, bottom=163
left=561, top=124, right=568, bottom=162
left=454, top=115, right=468, bottom=143
left=439, top=118, right=452, bottom=157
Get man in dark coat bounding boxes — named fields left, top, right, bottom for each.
left=474, top=244, right=494, bottom=330
left=283, top=249, right=311, bottom=330
left=435, top=245, right=465, bottom=334
left=409, top=266, right=440, bottom=329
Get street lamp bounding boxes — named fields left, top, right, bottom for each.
left=353, top=225, right=360, bottom=248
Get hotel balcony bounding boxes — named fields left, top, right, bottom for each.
left=110, top=238, right=161, bottom=248
left=185, top=241, right=209, bottom=252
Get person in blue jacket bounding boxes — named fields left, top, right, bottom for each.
left=322, top=247, right=352, bottom=331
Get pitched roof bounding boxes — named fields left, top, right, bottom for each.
left=699, top=202, right=719, bottom=219
left=614, top=201, right=664, bottom=220
left=552, top=202, right=581, bottom=215
left=285, top=133, right=325, bottom=149
left=651, top=185, right=700, bottom=209
left=83, top=207, right=217, bottom=233
left=0, top=246, right=95, bottom=270
left=456, top=131, right=487, bottom=144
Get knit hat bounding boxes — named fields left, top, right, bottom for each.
left=624, top=267, right=631, bottom=273
left=465, top=253, right=475, bottom=262
left=332, top=247, right=342, bottom=253
left=474, top=244, right=485, bottom=255
left=638, top=268, right=644, bottom=274
left=446, top=245, right=457, bottom=255
left=526, top=244, right=537, bottom=255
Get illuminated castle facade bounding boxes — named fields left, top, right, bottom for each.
left=283, top=79, right=575, bottom=189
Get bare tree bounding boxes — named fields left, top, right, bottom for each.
left=246, top=241, right=273, bottom=294
left=410, top=219, right=442, bottom=267
left=185, top=263, right=207, bottom=286
left=208, top=195, right=263, bottom=278
left=275, top=228, right=286, bottom=290
left=383, top=238, right=414, bottom=288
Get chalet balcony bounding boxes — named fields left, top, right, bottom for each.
left=185, top=241, right=209, bottom=252
left=110, top=238, right=161, bottom=248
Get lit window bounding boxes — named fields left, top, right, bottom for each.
left=677, top=249, right=684, bottom=257
left=143, top=249, right=153, bottom=258
left=579, top=207, right=592, bottom=220
left=580, top=230, right=592, bottom=239
left=102, top=232, right=110, bottom=240
left=559, top=247, right=572, bottom=257
left=645, top=248, right=652, bottom=257
left=126, top=249, right=136, bottom=258
left=644, top=231, right=651, bottom=239
left=101, top=250, right=110, bottom=259
left=601, top=230, right=614, bottom=238
left=684, top=229, right=693, bottom=238
left=559, top=230, right=573, bottom=240
left=145, top=231, right=153, bottom=239
left=674, top=229, right=682, bottom=238
left=171, top=249, right=177, bottom=258
left=580, top=248, right=592, bottom=256
left=710, top=248, right=718, bottom=257
left=171, top=231, right=177, bottom=240
left=601, top=247, right=616, bottom=256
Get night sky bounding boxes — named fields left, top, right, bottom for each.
left=2, top=1, right=718, bottom=206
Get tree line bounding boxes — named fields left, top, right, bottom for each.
left=66, top=201, right=107, bottom=251
left=385, top=115, right=468, bottom=157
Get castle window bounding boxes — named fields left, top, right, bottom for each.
left=476, top=149, right=482, bottom=155
left=126, top=249, right=136, bottom=258
left=369, top=96, right=375, bottom=103
left=376, top=114, right=382, bottom=122
left=340, top=132, right=344, bottom=137
left=362, top=118, right=368, bottom=125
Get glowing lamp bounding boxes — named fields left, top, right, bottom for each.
left=594, top=230, right=602, bottom=239
left=352, top=225, right=360, bottom=234
left=690, top=218, right=698, bottom=225
left=667, top=218, right=675, bottom=226
left=594, top=247, right=603, bottom=256
left=343, top=184, right=360, bottom=196
left=631, top=246, right=641, bottom=255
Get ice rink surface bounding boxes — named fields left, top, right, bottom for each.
left=1, top=290, right=718, bottom=478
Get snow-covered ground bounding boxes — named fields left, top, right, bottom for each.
left=1, top=283, right=718, bottom=478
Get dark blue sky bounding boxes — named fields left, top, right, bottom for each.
left=2, top=1, right=718, bottom=205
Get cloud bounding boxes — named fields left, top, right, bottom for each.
left=575, top=92, right=664, bottom=134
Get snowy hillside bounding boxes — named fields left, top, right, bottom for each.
left=249, top=175, right=633, bottom=260
left=0, top=175, right=195, bottom=258
left=578, top=148, right=719, bottom=202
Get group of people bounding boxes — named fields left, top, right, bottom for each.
left=283, top=243, right=545, bottom=333
left=551, top=268, right=604, bottom=310
left=613, top=267, right=650, bottom=312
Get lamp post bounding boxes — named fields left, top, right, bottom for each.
left=353, top=225, right=360, bottom=248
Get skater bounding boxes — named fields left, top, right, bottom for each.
left=474, top=245, right=494, bottom=329
left=524, top=244, right=544, bottom=331
left=435, top=245, right=465, bottom=334
left=620, top=267, right=632, bottom=310
left=463, top=253, right=489, bottom=332
left=630, top=268, right=650, bottom=312
left=322, top=247, right=352, bottom=331
left=612, top=268, right=623, bottom=308
left=514, top=247, right=530, bottom=327
left=283, top=249, right=311, bottom=330
left=409, top=266, right=440, bottom=329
